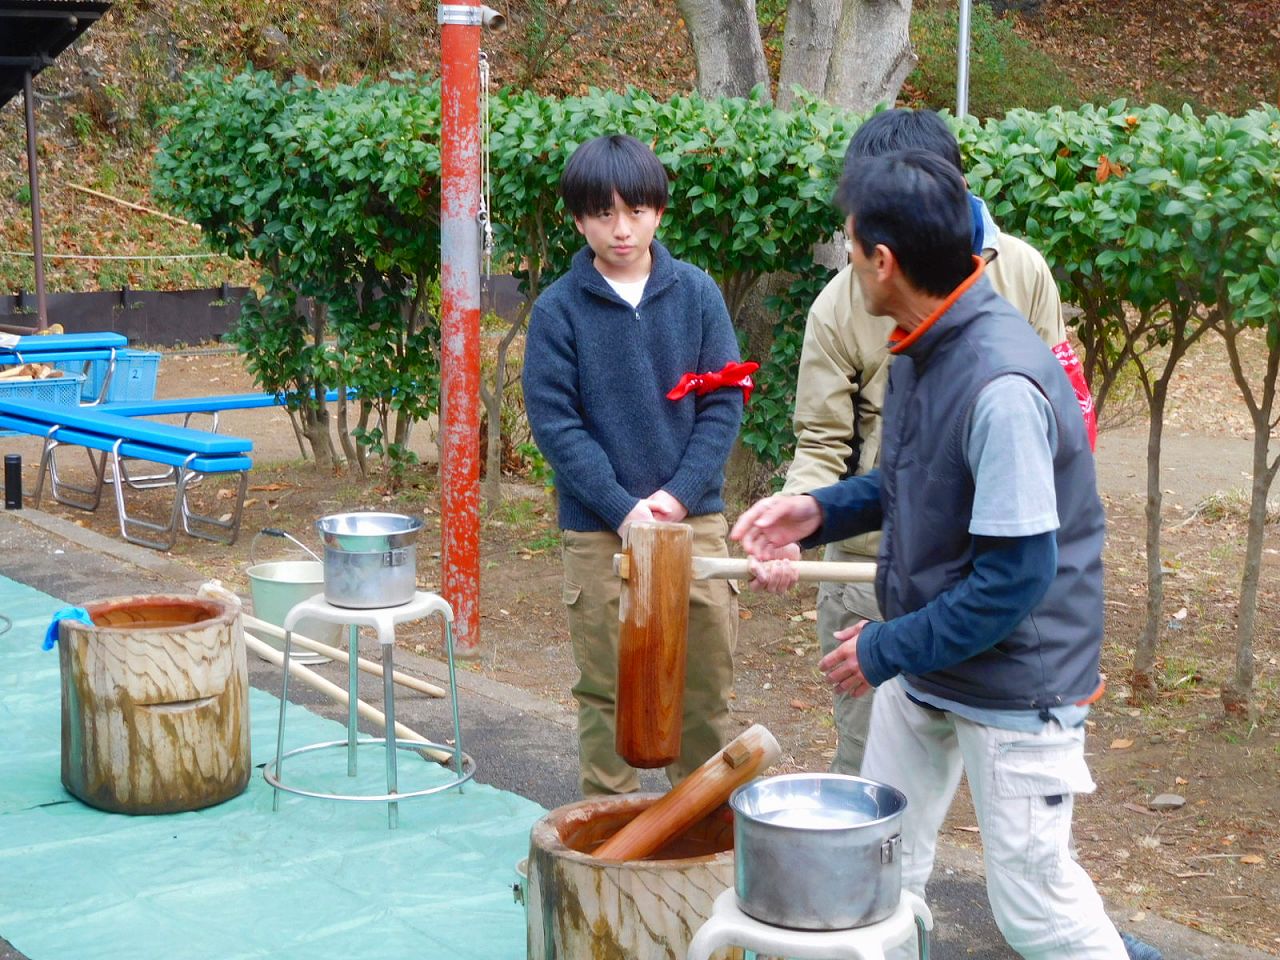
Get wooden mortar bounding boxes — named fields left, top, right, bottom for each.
left=526, top=792, right=737, bottom=960
left=59, top=594, right=251, bottom=814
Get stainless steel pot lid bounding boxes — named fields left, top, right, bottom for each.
left=315, top=512, right=424, bottom=552
left=730, top=773, right=906, bottom=830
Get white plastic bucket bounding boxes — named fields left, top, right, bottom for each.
left=246, top=560, right=340, bottom=664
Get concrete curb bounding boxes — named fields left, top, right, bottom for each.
left=6, top=505, right=207, bottom=587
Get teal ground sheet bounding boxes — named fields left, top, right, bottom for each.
left=0, top=574, right=543, bottom=960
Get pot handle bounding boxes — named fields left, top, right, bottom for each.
left=881, top=834, right=903, bottom=865
left=250, top=528, right=323, bottom=566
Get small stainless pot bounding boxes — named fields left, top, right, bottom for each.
left=729, top=773, right=907, bottom=930
left=315, top=512, right=423, bottom=608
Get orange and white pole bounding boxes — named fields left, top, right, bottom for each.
left=438, top=1, right=483, bottom=651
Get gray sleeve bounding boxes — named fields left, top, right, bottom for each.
left=964, top=375, right=1059, bottom=537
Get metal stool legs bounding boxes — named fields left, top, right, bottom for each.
left=384, top=640, right=399, bottom=828
left=264, top=592, right=476, bottom=827
left=347, top=624, right=359, bottom=776
left=443, top=620, right=466, bottom=788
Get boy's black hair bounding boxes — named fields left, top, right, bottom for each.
left=843, top=109, right=964, bottom=178
left=560, top=134, right=669, bottom=219
left=837, top=150, right=974, bottom=298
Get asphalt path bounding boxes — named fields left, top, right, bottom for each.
left=0, top=508, right=1270, bottom=960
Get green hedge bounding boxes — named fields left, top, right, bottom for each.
left=958, top=101, right=1280, bottom=411
left=154, top=74, right=1280, bottom=471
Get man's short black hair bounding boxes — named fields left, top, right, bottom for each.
left=560, top=134, right=669, bottom=219
left=837, top=150, right=974, bottom=298
left=843, top=109, right=964, bottom=178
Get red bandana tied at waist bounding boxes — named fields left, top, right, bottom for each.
left=667, top=361, right=760, bottom=404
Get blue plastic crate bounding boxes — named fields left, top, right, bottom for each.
left=56, top=349, right=160, bottom=403
left=0, top=372, right=85, bottom=436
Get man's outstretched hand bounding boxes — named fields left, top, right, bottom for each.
left=730, top=494, right=822, bottom=559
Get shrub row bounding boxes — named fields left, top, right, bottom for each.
left=154, top=73, right=1280, bottom=470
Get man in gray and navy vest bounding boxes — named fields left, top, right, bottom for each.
left=733, top=150, right=1132, bottom=959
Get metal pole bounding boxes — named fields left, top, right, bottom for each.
left=439, top=2, right=482, bottom=652
left=22, top=69, right=48, bottom=331
left=956, top=0, right=972, bottom=118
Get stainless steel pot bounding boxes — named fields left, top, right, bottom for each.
left=729, top=773, right=907, bottom=930
left=315, top=512, right=423, bottom=608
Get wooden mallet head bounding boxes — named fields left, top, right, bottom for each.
left=615, top=521, right=693, bottom=769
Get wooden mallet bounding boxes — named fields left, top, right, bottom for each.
left=613, top=521, right=875, bottom=769
left=593, top=723, right=781, bottom=861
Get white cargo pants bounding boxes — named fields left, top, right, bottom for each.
left=862, top=678, right=1127, bottom=960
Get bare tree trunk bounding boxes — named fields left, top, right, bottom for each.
left=1221, top=459, right=1272, bottom=717
left=286, top=409, right=309, bottom=460
left=480, top=312, right=530, bottom=511
left=824, top=0, right=917, bottom=112
left=355, top=403, right=371, bottom=474
left=300, top=404, right=335, bottom=470
left=391, top=287, right=426, bottom=456
left=1132, top=379, right=1168, bottom=700
left=721, top=275, right=787, bottom=508
left=1130, top=309, right=1214, bottom=700
left=676, top=0, right=771, bottom=99
left=1218, top=321, right=1280, bottom=718
left=303, top=299, right=337, bottom=470
left=336, top=387, right=361, bottom=472
left=777, top=0, right=840, bottom=109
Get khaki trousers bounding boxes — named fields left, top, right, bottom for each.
left=561, top=514, right=738, bottom=797
left=816, top=540, right=883, bottom=775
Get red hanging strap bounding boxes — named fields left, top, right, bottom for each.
left=667, top=360, right=760, bottom=404
left=1052, top=340, right=1097, bottom=452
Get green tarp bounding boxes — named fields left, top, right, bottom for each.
left=0, top=575, right=542, bottom=959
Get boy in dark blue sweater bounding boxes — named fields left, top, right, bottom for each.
left=522, top=134, right=745, bottom=797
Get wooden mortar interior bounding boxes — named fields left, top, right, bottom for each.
left=87, top=597, right=226, bottom=631
left=558, top=797, right=734, bottom=862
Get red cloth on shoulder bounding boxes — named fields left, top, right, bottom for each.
left=667, top=360, right=760, bottom=404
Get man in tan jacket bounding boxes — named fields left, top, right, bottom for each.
left=781, top=109, right=1067, bottom=775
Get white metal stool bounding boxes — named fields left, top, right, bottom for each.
left=686, top=888, right=931, bottom=960
left=263, top=590, right=475, bottom=828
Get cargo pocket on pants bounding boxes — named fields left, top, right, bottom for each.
left=988, top=732, right=1095, bottom=879
left=562, top=580, right=601, bottom=695
left=725, top=578, right=740, bottom=653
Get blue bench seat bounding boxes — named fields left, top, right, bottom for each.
left=102, top=392, right=292, bottom=416
left=0, top=398, right=253, bottom=551
left=100, top=388, right=350, bottom=431
left=2, top=332, right=127, bottom=354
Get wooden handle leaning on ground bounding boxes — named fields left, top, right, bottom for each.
left=614, top=554, right=877, bottom=583
left=242, top=631, right=453, bottom=765
left=240, top=613, right=445, bottom=699
left=593, top=724, right=782, bottom=862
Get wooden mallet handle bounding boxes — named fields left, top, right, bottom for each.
left=592, top=723, right=781, bottom=862
left=614, top=554, right=876, bottom=583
